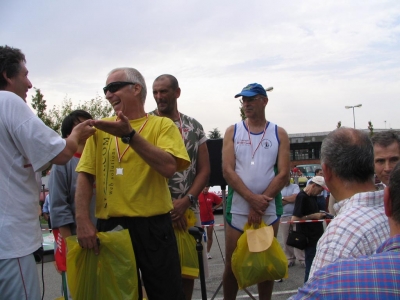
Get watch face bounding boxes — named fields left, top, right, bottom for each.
left=121, top=136, right=130, bottom=144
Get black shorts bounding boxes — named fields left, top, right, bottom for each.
left=97, top=213, right=185, bottom=300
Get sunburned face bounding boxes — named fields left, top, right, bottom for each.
left=6, top=62, right=32, bottom=101
left=152, top=77, right=180, bottom=116
left=105, top=70, right=135, bottom=114
left=374, top=142, right=400, bottom=185
left=241, top=95, right=267, bottom=118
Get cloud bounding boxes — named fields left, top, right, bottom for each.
left=1, top=0, right=400, bottom=134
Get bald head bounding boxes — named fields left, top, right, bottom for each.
left=321, top=127, right=374, bottom=183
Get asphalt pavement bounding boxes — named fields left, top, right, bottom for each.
left=37, top=214, right=305, bottom=299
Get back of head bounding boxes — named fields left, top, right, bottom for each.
left=61, top=110, right=93, bottom=138
left=389, top=162, right=400, bottom=224
left=321, top=127, right=374, bottom=183
left=108, top=67, right=147, bottom=102
left=0, top=45, right=26, bottom=90
left=371, top=130, right=400, bottom=148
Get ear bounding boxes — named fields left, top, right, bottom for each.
left=321, top=163, right=331, bottom=181
left=2, top=71, right=12, bottom=85
left=132, top=83, right=142, bottom=96
left=175, top=87, right=181, bottom=99
left=384, top=186, right=392, bottom=218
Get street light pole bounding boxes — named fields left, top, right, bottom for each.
left=345, top=104, right=362, bottom=128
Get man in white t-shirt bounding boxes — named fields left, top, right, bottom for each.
left=0, top=45, right=95, bottom=300
left=280, top=176, right=304, bottom=267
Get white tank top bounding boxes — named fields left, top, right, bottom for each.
left=230, top=120, right=280, bottom=216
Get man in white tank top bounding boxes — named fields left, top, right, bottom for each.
left=222, top=83, right=290, bottom=300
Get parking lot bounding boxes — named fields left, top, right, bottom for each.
left=37, top=214, right=306, bottom=300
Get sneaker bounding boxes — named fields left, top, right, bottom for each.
left=288, top=261, right=295, bottom=267
left=207, top=253, right=212, bottom=259
left=300, top=261, right=306, bottom=268
left=274, top=279, right=283, bottom=282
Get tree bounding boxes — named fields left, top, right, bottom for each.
left=208, top=128, right=222, bottom=139
left=336, top=121, right=341, bottom=129
left=31, top=88, right=53, bottom=128
left=47, top=94, right=114, bottom=134
left=240, top=106, right=245, bottom=121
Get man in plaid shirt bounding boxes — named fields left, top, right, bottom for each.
left=289, top=161, right=400, bottom=299
left=309, top=128, right=390, bottom=278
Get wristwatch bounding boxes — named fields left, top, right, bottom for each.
left=121, top=129, right=136, bottom=144
left=187, top=194, right=196, bottom=206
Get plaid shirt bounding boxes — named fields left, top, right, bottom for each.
left=289, top=234, right=400, bottom=299
left=309, top=190, right=389, bottom=278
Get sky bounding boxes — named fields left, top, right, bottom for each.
left=1, top=0, right=400, bottom=135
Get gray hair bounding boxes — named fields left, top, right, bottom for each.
left=108, top=67, right=147, bottom=102
left=321, top=127, right=374, bottom=183
left=371, top=130, right=400, bottom=148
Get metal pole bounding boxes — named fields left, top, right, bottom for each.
left=353, top=107, right=356, bottom=128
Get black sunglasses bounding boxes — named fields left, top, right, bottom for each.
left=103, top=81, right=136, bottom=95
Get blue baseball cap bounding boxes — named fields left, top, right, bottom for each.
left=234, top=83, right=267, bottom=98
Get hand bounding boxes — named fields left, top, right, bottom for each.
left=76, top=218, right=99, bottom=255
left=72, top=119, right=96, bottom=143
left=310, top=212, right=325, bottom=220
left=90, top=111, right=132, bottom=137
left=172, top=216, right=188, bottom=231
left=248, top=194, right=271, bottom=215
left=43, top=213, right=49, bottom=221
left=171, top=198, right=191, bottom=220
left=248, top=207, right=262, bottom=226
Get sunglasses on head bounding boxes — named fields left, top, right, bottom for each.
left=103, top=81, right=136, bottom=95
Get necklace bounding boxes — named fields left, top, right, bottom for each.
left=246, top=119, right=267, bottom=166
left=115, top=114, right=149, bottom=175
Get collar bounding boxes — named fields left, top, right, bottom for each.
left=334, top=189, right=385, bottom=215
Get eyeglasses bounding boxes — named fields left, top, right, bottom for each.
left=103, top=81, right=136, bottom=95
left=239, top=96, right=262, bottom=104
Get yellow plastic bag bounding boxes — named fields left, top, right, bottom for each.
left=66, top=229, right=139, bottom=300
left=232, top=222, right=288, bottom=289
left=174, top=209, right=199, bottom=279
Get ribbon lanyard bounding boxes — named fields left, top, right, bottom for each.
left=246, top=120, right=267, bottom=165
left=115, top=114, right=149, bottom=163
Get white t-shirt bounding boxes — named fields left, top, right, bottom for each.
left=0, top=91, right=65, bottom=259
left=281, top=183, right=301, bottom=217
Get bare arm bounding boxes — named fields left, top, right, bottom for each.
left=59, top=226, right=72, bottom=239
left=91, top=112, right=177, bottom=178
left=222, top=125, right=270, bottom=215
left=282, top=193, right=298, bottom=205
left=261, top=126, right=290, bottom=199
left=171, top=142, right=210, bottom=230
left=291, top=212, right=326, bottom=221
left=75, top=172, right=99, bottom=254
left=51, top=120, right=95, bottom=165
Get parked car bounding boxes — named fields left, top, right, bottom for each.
left=292, top=164, right=321, bottom=187
left=296, top=164, right=322, bottom=178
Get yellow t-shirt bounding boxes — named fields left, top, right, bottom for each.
left=76, top=115, right=190, bottom=218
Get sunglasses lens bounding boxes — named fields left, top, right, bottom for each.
left=103, top=82, right=132, bottom=95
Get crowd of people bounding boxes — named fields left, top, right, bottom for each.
left=1, top=44, right=399, bottom=300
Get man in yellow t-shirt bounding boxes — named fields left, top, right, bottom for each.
left=75, top=67, right=190, bottom=300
